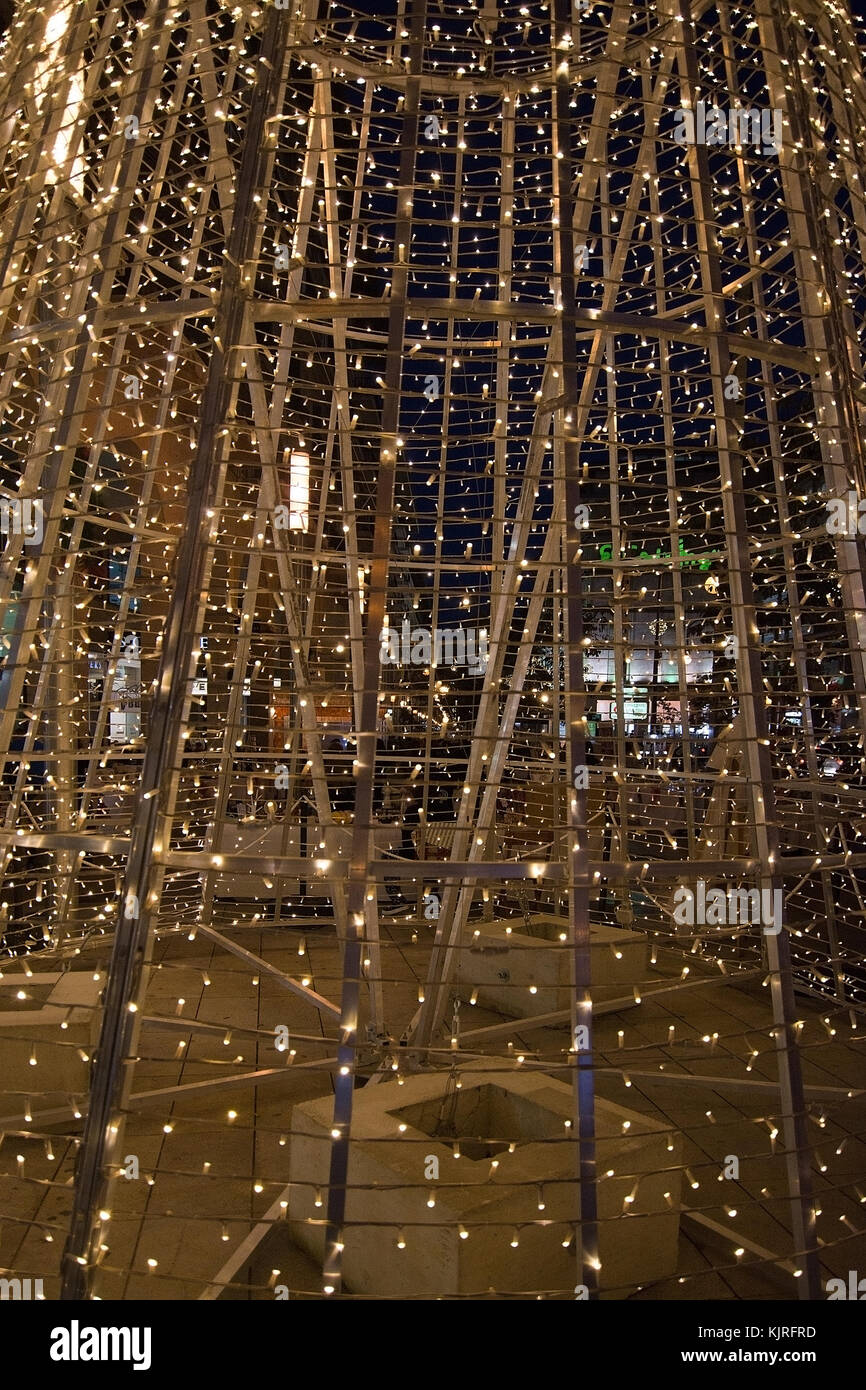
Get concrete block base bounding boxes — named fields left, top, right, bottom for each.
left=458, top=916, right=649, bottom=1016
left=288, top=1063, right=681, bottom=1297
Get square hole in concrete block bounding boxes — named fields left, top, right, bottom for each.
left=519, top=917, right=568, bottom=942
left=389, top=1082, right=566, bottom=1162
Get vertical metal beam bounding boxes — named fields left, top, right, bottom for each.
left=59, top=7, right=291, bottom=1298
left=670, top=0, right=820, bottom=1299
left=321, top=0, right=427, bottom=1298
left=552, top=0, right=599, bottom=1299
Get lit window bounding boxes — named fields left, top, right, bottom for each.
left=289, top=451, right=310, bottom=531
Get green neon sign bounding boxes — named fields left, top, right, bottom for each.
left=597, top=539, right=714, bottom=570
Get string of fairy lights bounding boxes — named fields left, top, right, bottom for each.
left=0, top=0, right=864, bottom=1298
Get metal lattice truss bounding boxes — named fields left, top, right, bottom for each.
left=1, top=0, right=866, bottom=1300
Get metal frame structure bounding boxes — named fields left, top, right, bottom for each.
left=0, top=0, right=865, bottom=1301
